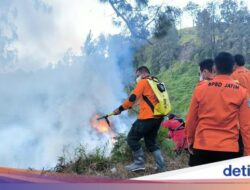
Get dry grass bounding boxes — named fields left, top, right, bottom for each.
left=108, top=151, right=189, bottom=179
left=54, top=132, right=189, bottom=179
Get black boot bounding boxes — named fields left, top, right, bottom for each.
left=152, top=149, right=166, bottom=172
left=125, top=148, right=145, bottom=172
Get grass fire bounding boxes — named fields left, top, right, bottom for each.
left=90, top=114, right=116, bottom=144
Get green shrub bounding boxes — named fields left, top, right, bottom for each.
left=161, top=139, right=176, bottom=158
left=55, top=145, right=111, bottom=174
left=111, top=133, right=132, bottom=163
left=157, top=127, right=168, bottom=144
left=74, top=145, right=111, bottom=173
left=157, top=127, right=176, bottom=158
left=54, top=156, right=67, bottom=172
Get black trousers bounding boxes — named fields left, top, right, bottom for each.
left=238, top=133, right=244, bottom=156
left=189, top=149, right=240, bottom=167
left=127, top=118, right=163, bottom=152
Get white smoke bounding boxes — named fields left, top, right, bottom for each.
left=0, top=0, right=135, bottom=169
left=0, top=0, right=118, bottom=71
left=0, top=34, right=134, bottom=169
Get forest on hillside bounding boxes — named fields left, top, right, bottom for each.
left=96, top=0, right=250, bottom=116
left=84, top=0, right=249, bottom=116
left=98, top=0, right=250, bottom=70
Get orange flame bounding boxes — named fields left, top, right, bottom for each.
left=90, top=114, right=117, bottom=144
left=90, top=115, right=111, bottom=133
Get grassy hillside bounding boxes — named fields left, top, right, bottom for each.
left=159, top=62, right=198, bottom=117
left=179, top=27, right=199, bottom=46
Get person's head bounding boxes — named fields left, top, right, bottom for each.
left=168, top=113, right=176, bottom=120
left=234, top=54, right=245, bottom=67
left=136, top=66, right=150, bottom=82
left=199, top=59, right=215, bottom=81
left=214, top=52, right=235, bottom=75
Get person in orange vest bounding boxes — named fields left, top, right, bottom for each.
left=198, top=59, right=215, bottom=81
left=231, top=54, right=250, bottom=95
left=231, top=54, right=250, bottom=157
left=188, top=59, right=215, bottom=164
left=186, top=52, right=250, bottom=166
left=113, top=66, right=165, bottom=172
left=162, top=114, right=187, bottom=153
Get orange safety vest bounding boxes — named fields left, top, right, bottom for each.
left=122, top=78, right=159, bottom=119
left=185, top=75, right=250, bottom=155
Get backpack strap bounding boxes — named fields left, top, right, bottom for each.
left=174, top=121, right=185, bottom=131
left=142, top=95, right=154, bottom=112
left=175, top=126, right=185, bottom=131
left=150, top=76, right=160, bottom=83
left=168, top=125, right=184, bottom=132
left=141, top=77, right=157, bottom=112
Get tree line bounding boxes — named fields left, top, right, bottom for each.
left=187, top=0, right=250, bottom=60
left=97, top=0, right=250, bottom=75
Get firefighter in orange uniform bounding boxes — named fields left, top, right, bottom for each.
left=231, top=54, right=250, bottom=95
left=231, top=54, right=250, bottom=156
left=186, top=52, right=250, bottom=166
left=113, top=66, right=165, bottom=172
left=188, top=59, right=215, bottom=165
left=198, top=59, right=215, bottom=82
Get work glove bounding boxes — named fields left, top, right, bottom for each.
left=113, top=108, right=121, bottom=115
